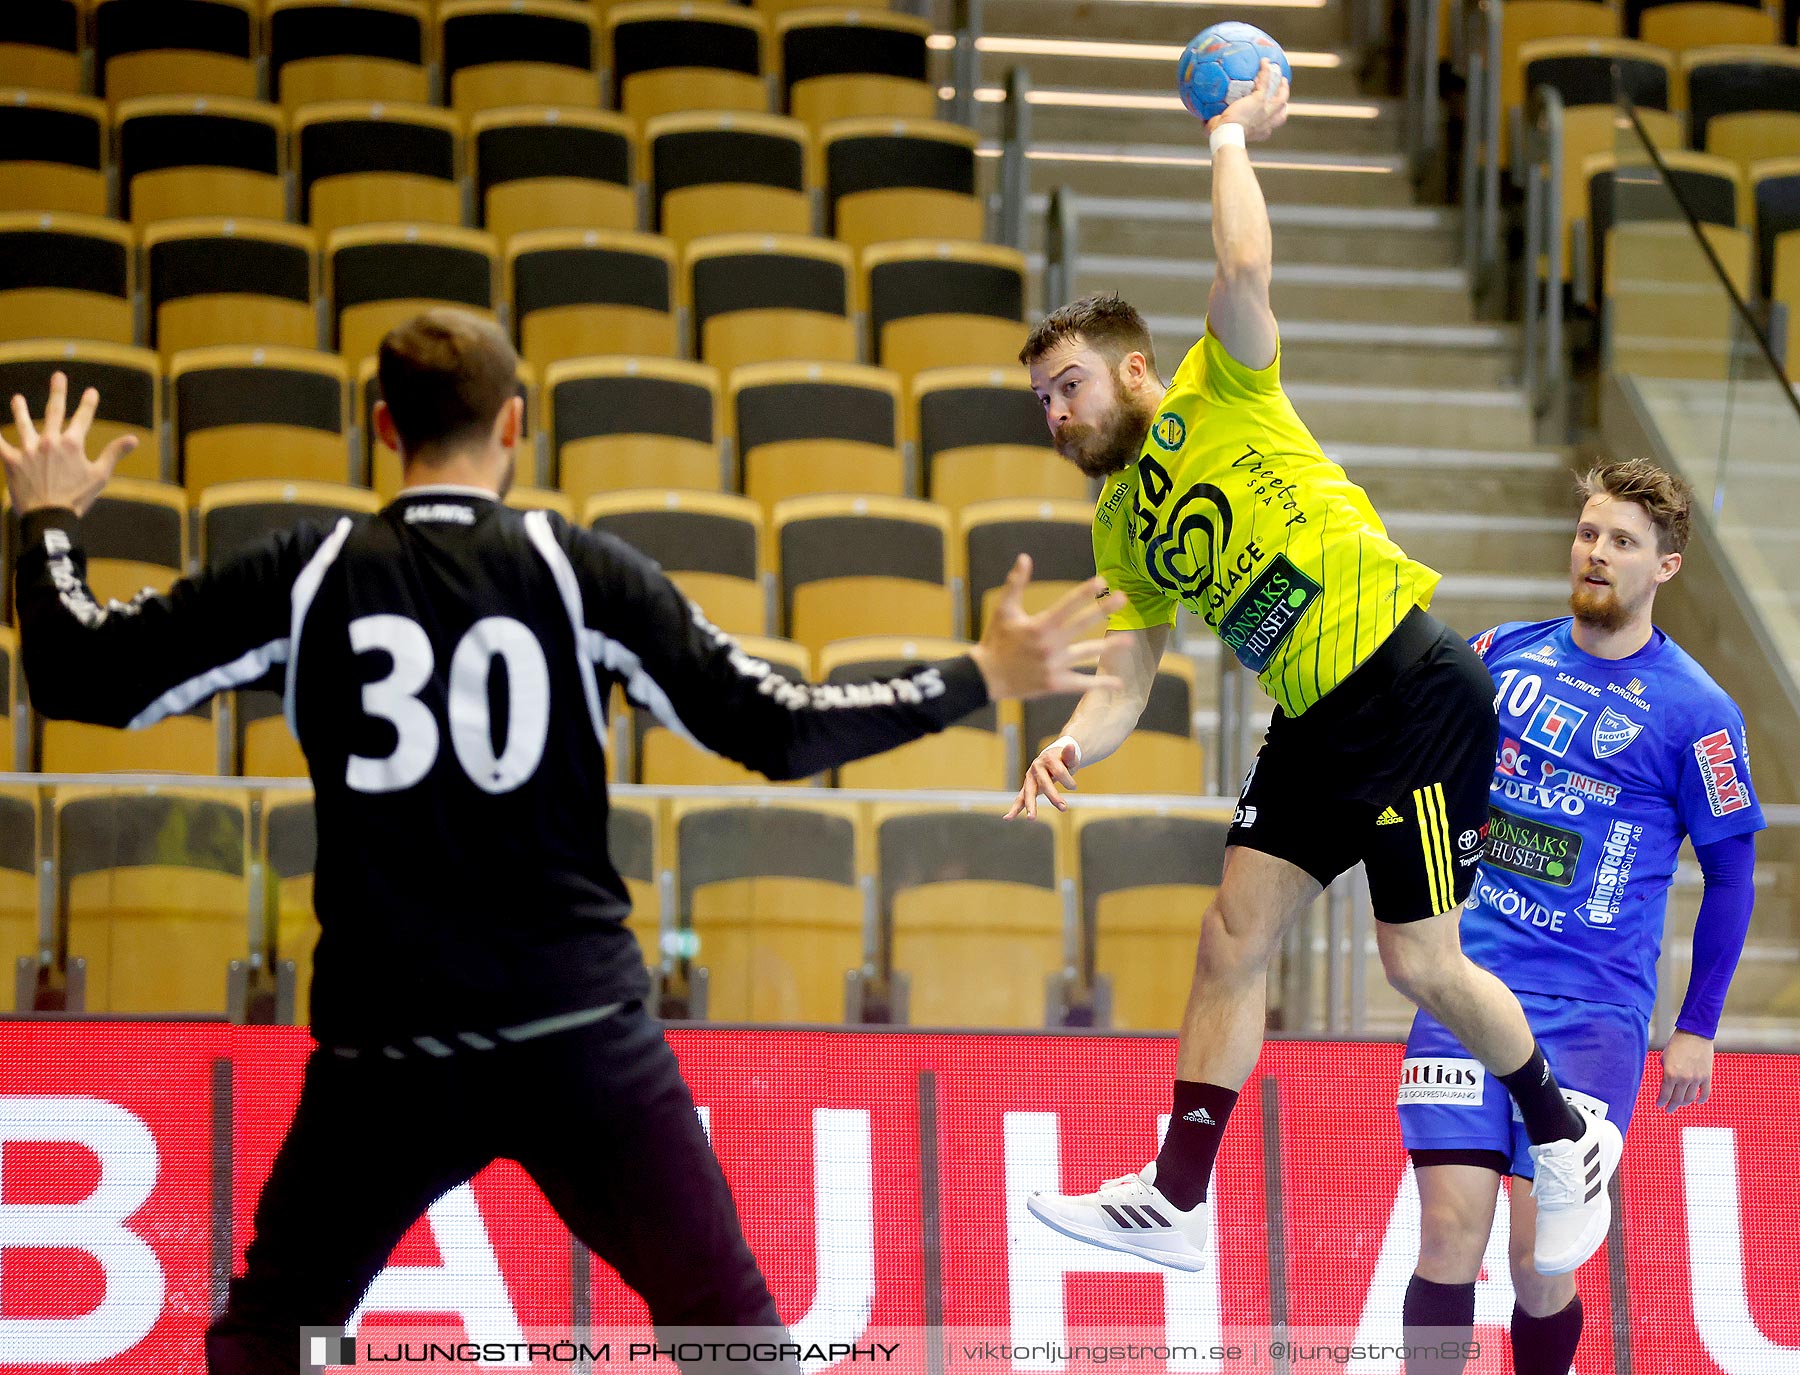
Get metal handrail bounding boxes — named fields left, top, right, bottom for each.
left=948, top=0, right=982, bottom=130
left=1521, top=84, right=1567, bottom=417
left=997, top=66, right=1031, bottom=252
left=1044, top=185, right=1077, bottom=311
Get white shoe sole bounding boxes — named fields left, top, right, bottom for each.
left=1534, top=1123, right=1625, bottom=1276
left=1024, top=1194, right=1208, bottom=1273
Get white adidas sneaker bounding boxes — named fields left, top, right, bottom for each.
left=1024, top=1161, right=1210, bottom=1272
left=1528, top=1111, right=1624, bottom=1275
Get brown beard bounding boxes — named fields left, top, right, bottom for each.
left=1569, top=580, right=1631, bottom=632
left=1055, top=396, right=1154, bottom=478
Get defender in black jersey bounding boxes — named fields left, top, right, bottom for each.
left=4, top=312, right=1120, bottom=1374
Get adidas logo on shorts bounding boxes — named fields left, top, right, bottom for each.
left=1377, top=807, right=1404, bottom=826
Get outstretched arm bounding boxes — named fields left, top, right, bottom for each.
left=1205, top=59, right=1289, bottom=371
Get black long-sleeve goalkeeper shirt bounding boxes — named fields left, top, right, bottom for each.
left=15, top=486, right=988, bottom=1043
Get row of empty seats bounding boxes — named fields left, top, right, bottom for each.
left=0, top=346, right=1068, bottom=510
left=0, top=94, right=980, bottom=250
left=1, top=0, right=931, bottom=129
left=0, top=220, right=1026, bottom=383
left=0, top=606, right=1204, bottom=789
left=0, top=783, right=1226, bottom=1030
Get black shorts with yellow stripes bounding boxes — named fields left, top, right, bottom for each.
left=1226, top=606, right=1497, bottom=924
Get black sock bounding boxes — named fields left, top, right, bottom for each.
left=1512, top=1295, right=1583, bottom=1375
left=1153, top=1081, right=1238, bottom=1209
left=1499, top=1044, right=1584, bottom=1145
left=1401, top=1274, right=1475, bottom=1375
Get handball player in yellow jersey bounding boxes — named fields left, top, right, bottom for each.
left=1015, top=61, right=1623, bottom=1279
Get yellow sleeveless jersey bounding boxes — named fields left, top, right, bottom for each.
left=1093, top=329, right=1440, bottom=716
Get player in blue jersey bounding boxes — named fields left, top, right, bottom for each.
left=1396, top=460, right=1764, bottom=1375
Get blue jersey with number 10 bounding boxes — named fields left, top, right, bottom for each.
left=1463, top=617, right=1765, bottom=1020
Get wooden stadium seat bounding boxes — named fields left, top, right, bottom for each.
left=672, top=798, right=864, bottom=1022
left=545, top=357, right=722, bottom=504
left=77, top=478, right=188, bottom=608
left=198, top=479, right=379, bottom=569
left=507, top=228, right=678, bottom=375
left=1609, top=218, right=1754, bottom=377
left=0, top=341, right=162, bottom=482
left=960, top=498, right=1095, bottom=634
left=57, top=786, right=253, bottom=1014
left=1075, top=807, right=1230, bottom=1031
left=731, top=360, right=902, bottom=511
left=1584, top=148, right=1743, bottom=303
left=94, top=0, right=258, bottom=103
left=773, top=493, right=954, bottom=653
left=634, top=635, right=811, bottom=786
left=0, top=784, right=40, bottom=1010
left=40, top=705, right=219, bottom=775
left=238, top=688, right=306, bottom=778
left=645, top=111, right=811, bottom=247
left=442, top=0, right=600, bottom=117
left=688, top=234, right=857, bottom=374
left=586, top=488, right=766, bottom=635
left=1770, top=211, right=1800, bottom=376
left=263, top=789, right=317, bottom=1020
left=605, top=2, right=768, bottom=127
left=116, top=96, right=285, bottom=227
left=863, top=240, right=1028, bottom=385
left=1024, top=655, right=1206, bottom=796
left=0, top=91, right=108, bottom=217
left=0, top=634, right=20, bottom=772
left=269, top=0, right=431, bottom=111
left=0, top=213, right=136, bottom=347
left=0, top=1, right=83, bottom=95
left=1684, top=46, right=1800, bottom=156
left=327, top=224, right=500, bottom=373
left=875, top=803, right=1068, bottom=1028
left=472, top=107, right=638, bottom=242
left=360, top=356, right=534, bottom=500
left=1752, top=155, right=1800, bottom=291
left=172, top=346, right=351, bottom=492
left=823, top=119, right=983, bottom=253
left=295, top=102, right=463, bottom=240
left=1639, top=0, right=1777, bottom=54
left=777, top=10, right=934, bottom=130
left=820, top=636, right=1010, bottom=790
left=505, top=485, right=575, bottom=519
left=608, top=793, right=664, bottom=969
left=145, top=219, right=318, bottom=361
left=1501, top=0, right=1622, bottom=164
left=912, top=365, right=1086, bottom=513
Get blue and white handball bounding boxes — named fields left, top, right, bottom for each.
left=1177, top=22, right=1292, bottom=123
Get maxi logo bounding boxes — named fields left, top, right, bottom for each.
left=1216, top=554, right=1323, bottom=674
left=1578, top=819, right=1640, bottom=931
left=1520, top=695, right=1589, bottom=758
left=1592, top=706, right=1643, bottom=759
left=1484, top=807, right=1584, bottom=886
left=1693, top=728, right=1752, bottom=817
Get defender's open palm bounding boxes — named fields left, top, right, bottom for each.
left=1208, top=58, right=1290, bottom=142
left=971, top=554, right=1122, bottom=701
left=1, top=372, right=136, bottom=517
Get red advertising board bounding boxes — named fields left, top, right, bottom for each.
left=0, top=1025, right=1795, bottom=1373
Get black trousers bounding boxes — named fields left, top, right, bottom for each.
left=206, top=1003, right=795, bottom=1374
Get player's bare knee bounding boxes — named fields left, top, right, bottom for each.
left=1379, top=932, right=1457, bottom=1010
left=1510, top=1250, right=1574, bottom=1317
left=1415, top=1211, right=1485, bottom=1285
left=1195, top=894, right=1278, bottom=983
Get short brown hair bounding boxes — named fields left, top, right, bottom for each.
left=1020, top=293, right=1158, bottom=375
left=377, top=309, right=519, bottom=460
left=1578, top=458, right=1692, bottom=555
